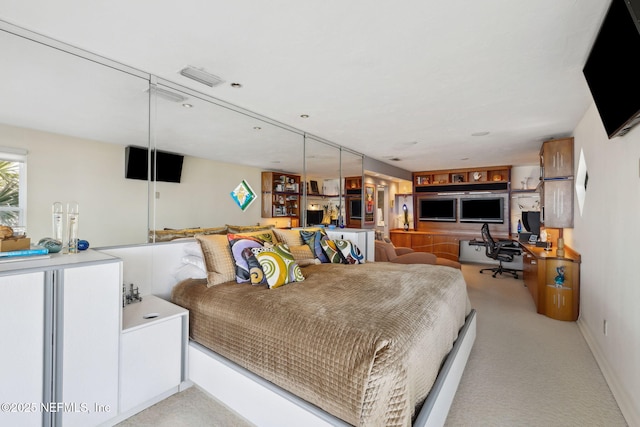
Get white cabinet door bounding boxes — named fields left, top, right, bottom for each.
left=120, top=317, right=183, bottom=413
left=60, top=262, right=121, bottom=427
left=0, top=272, right=46, bottom=427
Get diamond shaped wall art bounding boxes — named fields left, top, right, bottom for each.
left=230, top=179, right=257, bottom=211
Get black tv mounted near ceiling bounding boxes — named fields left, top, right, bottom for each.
left=125, top=145, right=184, bottom=183
left=583, top=0, right=640, bottom=138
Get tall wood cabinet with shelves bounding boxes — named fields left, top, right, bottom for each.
left=262, top=172, right=301, bottom=227
left=540, top=138, right=574, bottom=228
left=345, top=176, right=363, bottom=228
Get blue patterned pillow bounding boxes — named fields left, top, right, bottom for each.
left=319, top=239, right=348, bottom=264
left=300, top=229, right=329, bottom=263
left=333, top=239, right=365, bottom=264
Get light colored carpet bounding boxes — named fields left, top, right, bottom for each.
left=445, top=263, right=626, bottom=426
left=118, top=263, right=627, bottom=426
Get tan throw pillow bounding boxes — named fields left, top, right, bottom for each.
left=288, top=244, right=315, bottom=262
left=273, top=229, right=304, bottom=247
left=195, top=234, right=236, bottom=286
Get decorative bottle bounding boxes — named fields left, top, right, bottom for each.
left=66, top=202, right=79, bottom=254
left=52, top=202, right=64, bottom=242
left=517, top=219, right=522, bottom=234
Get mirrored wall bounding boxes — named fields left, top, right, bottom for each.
left=0, top=22, right=371, bottom=248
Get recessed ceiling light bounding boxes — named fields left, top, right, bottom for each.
left=300, top=114, right=309, bottom=118
left=253, top=126, right=262, bottom=130
left=182, top=103, right=193, bottom=108
left=179, top=65, right=225, bottom=87
left=471, top=131, right=490, bottom=136
left=230, top=82, right=242, bottom=88
left=461, top=157, right=469, bottom=161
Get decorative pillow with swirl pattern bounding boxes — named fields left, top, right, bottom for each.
left=252, top=243, right=305, bottom=289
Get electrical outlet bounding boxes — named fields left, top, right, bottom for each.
left=603, top=319, right=608, bottom=336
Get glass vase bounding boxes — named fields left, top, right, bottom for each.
left=66, top=202, right=79, bottom=254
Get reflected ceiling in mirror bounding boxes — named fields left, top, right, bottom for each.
left=154, top=82, right=305, bottom=175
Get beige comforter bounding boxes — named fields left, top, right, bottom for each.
left=171, top=262, right=471, bottom=426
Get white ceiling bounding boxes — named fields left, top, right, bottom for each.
left=0, top=0, right=610, bottom=172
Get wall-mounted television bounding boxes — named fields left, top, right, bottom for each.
left=125, top=146, right=184, bottom=183
left=583, top=0, right=640, bottom=138
left=418, top=198, right=456, bottom=222
left=460, top=197, right=504, bottom=223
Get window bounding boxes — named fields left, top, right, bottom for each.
left=0, top=149, right=27, bottom=228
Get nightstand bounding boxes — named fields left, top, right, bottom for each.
left=120, top=295, right=189, bottom=415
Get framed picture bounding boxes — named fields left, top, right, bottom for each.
left=310, top=180, right=319, bottom=194
left=452, top=174, right=465, bottom=183
left=364, top=184, right=375, bottom=224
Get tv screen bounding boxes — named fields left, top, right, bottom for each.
left=418, top=198, right=456, bottom=222
left=350, top=198, right=362, bottom=220
left=125, top=146, right=184, bottom=183
left=583, top=0, right=640, bottom=138
left=306, top=209, right=323, bottom=226
left=155, top=150, right=184, bottom=183
left=460, top=198, right=504, bottom=223
left=522, top=211, right=541, bottom=235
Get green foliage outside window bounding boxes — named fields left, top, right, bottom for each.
left=0, top=160, right=20, bottom=226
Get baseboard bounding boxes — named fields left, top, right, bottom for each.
left=577, top=318, right=638, bottom=426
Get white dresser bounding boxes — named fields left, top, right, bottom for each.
left=0, top=251, right=121, bottom=427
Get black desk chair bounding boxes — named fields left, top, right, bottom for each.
left=479, top=223, right=520, bottom=279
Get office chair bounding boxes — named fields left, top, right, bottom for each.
left=479, top=223, right=520, bottom=279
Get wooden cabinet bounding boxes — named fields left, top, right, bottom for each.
left=541, top=137, right=574, bottom=179
left=389, top=230, right=462, bottom=261
left=0, top=251, right=122, bottom=427
left=432, top=235, right=461, bottom=261
left=262, top=172, right=301, bottom=227
left=414, top=166, right=511, bottom=188
left=521, top=244, right=580, bottom=321
left=541, top=179, right=574, bottom=228
left=390, top=231, right=412, bottom=248
left=540, top=138, right=574, bottom=228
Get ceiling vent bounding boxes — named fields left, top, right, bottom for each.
left=147, top=87, right=188, bottom=103
left=179, top=66, right=225, bottom=87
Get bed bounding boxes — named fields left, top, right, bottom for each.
left=171, top=254, right=473, bottom=426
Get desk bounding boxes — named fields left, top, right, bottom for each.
left=520, top=243, right=581, bottom=321
left=467, top=238, right=522, bottom=255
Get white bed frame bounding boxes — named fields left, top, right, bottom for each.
left=98, top=241, right=477, bottom=426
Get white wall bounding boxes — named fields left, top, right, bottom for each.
left=0, top=123, right=264, bottom=247
left=572, top=103, right=640, bottom=426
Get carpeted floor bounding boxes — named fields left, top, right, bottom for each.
left=117, top=263, right=627, bottom=426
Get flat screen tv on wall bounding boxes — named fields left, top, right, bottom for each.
left=583, top=0, right=640, bottom=138
left=125, top=146, right=184, bottom=183
left=418, top=198, right=456, bottom=222
left=460, top=197, right=504, bottom=223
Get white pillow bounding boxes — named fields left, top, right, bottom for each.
left=173, top=264, right=207, bottom=281
left=183, top=241, right=203, bottom=257
left=181, top=254, right=206, bottom=272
